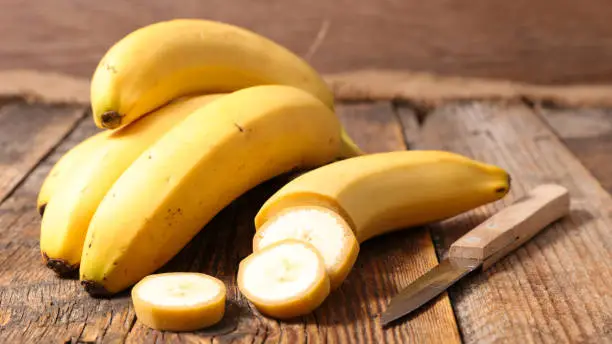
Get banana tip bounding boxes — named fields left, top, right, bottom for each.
left=42, top=252, right=79, bottom=278
left=37, top=203, right=47, bottom=217
left=81, top=280, right=112, bottom=298
left=100, top=111, right=122, bottom=129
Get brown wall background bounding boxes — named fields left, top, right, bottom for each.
left=1, top=0, right=612, bottom=84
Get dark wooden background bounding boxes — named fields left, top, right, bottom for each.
left=2, top=0, right=612, bottom=84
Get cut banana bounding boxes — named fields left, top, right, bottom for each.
left=238, top=239, right=330, bottom=319
left=131, top=272, right=226, bottom=331
left=253, top=206, right=359, bottom=290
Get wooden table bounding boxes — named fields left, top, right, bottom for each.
left=1, top=95, right=612, bottom=343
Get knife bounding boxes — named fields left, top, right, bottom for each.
left=379, top=183, right=570, bottom=326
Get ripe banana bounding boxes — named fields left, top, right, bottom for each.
left=238, top=239, right=331, bottom=319
left=255, top=151, right=510, bottom=243
left=132, top=272, right=226, bottom=331
left=37, top=131, right=108, bottom=216
left=90, top=19, right=362, bottom=157
left=80, top=85, right=347, bottom=296
left=40, top=94, right=222, bottom=276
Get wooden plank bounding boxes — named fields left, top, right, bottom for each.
left=540, top=107, right=612, bottom=193
left=0, top=102, right=460, bottom=343
left=0, top=118, right=101, bottom=343
left=0, top=100, right=87, bottom=203
left=413, top=101, right=612, bottom=343
left=2, top=0, right=612, bottom=84
left=333, top=102, right=460, bottom=343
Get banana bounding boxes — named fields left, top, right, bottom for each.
left=90, top=19, right=362, bottom=157
left=37, top=131, right=108, bottom=216
left=132, top=272, right=226, bottom=331
left=80, top=85, right=347, bottom=296
left=238, top=239, right=331, bottom=319
left=40, top=94, right=223, bottom=277
left=91, top=19, right=332, bottom=128
left=255, top=151, right=510, bottom=243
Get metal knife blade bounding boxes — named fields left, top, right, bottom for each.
left=379, top=257, right=481, bottom=326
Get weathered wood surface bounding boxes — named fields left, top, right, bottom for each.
left=0, top=101, right=85, bottom=203
left=412, top=101, right=612, bottom=343
left=3, top=0, right=612, bottom=84
left=540, top=107, right=612, bottom=193
left=0, top=101, right=460, bottom=343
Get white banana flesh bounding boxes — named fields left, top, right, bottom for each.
left=253, top=206, right=359, bottom=290
left=132, top=272, right=226, bottom=331
left=238, top=239, right=330, bottom=319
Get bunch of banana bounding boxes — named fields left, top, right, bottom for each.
left=38, top=19, right=361, bottom=286
left=38, top=18, right=512, bottom=326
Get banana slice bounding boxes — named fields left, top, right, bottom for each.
left=253, top=206, right=359, bottom=290
left=131, top=272, right=226, bottom=331
left=238, top=239, right=330, bottom=319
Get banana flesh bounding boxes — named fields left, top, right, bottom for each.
left=238, top=239, right=330, bottom=319
left=132, top=272, right=226, bottom=331
left=253, top=206, right=359, bottom=290
left=79, top=85, right=346, bottom=295
left=255, top=150, right=511, bottom=243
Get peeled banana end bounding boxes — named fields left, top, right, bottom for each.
left=100, top=111, right=123, bottom=129
left=81, top=280, right=112, bottom=298
left=42, top=252, right=78, bottom=278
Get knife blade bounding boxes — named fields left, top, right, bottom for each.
left=379, top=183, right=570, bottom=326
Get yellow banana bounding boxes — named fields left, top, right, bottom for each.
left=90, top=19, right=362, bottom=157
left=40, top=94, right=223, bottom=277
left=255, top=150, right=511, bottom=243
left=37, top=131, right=108, bottom=216
left=80, top=85, right=347, bottom=296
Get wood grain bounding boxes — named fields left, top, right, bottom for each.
left=3, top=0, right=612, bottom=84
left=0, top=102, right=460, bottom=343
left=540, top=107, right=612, bottom=194
left=0, top=100, right=86, bottom=204
left=413, top=101, right=612, bottom=343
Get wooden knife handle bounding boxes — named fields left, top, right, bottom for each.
left=449, top=184, right=570, bottom=270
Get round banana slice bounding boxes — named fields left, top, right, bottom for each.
left=131, top=272, right=226, bottom=331
left=238, top=239, right=330, bottom=319
left=253, top=206, right=359, bottom=290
